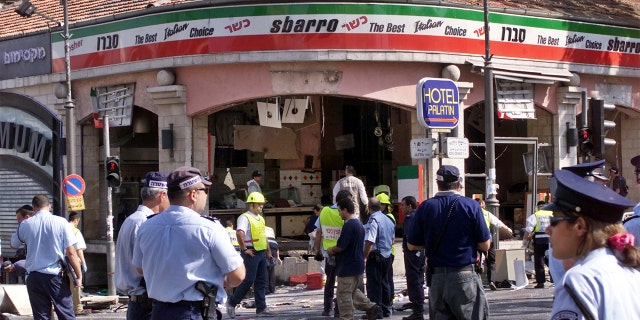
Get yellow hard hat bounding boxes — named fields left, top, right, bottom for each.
left=376, top=193, right=391, bottom=205
left=246, top=192, right=266, bottom=203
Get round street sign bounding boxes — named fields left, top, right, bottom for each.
left=62, top=174, right=86, bottom=197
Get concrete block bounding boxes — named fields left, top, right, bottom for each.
left=1, top=284, right=32, bottom=315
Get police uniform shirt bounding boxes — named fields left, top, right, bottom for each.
left=115, top=205, right=154, bottom=295
left=550, top=248, right=640, bottom=320
left=408, top=191, right=490, bottom=267
left=364, top=210, right=395, bottom=258
left=623, top=206, right=640, bottom=247
left=132, top=205, right=244, bottom=303
left=247, top=179, right=262, bottom=194
left=11, top=209, right=77, bottom=275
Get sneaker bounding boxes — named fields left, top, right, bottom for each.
left=489, top=282, right=497, bottom=291
left=226, top=302, right=236, bottom=319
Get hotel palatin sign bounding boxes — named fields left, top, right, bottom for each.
left=50, top=3, right=639, bottom=72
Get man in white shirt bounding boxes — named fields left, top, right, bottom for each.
left=332, top=165, right=368, bottom=216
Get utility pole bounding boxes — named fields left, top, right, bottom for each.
left=62, top=0, right=76, bottom=177
left=483, top=0, right=500, bottom=247
left=103, top=114, right=116, bottom=296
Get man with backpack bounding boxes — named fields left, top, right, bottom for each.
left=609, top=167, right=629, bottom=196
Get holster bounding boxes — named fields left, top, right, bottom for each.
left=195, top=281, right=220, bottom=320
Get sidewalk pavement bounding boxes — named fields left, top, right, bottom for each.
left=2, top=276, right=554, bottom=319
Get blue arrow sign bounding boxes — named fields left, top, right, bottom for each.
left=63, top=174, right=86, bottom=197
left=416, top=78, right=460, bottom=130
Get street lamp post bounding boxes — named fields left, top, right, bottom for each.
left=62, top=0, right=76, bottom=176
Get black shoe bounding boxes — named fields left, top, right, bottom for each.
left=322, top=310, right=332, bottom=317
left=366, top=305, right=382, bottom=320
left=535, top=283, right=545, bottom=288
left=402, top=311, right=425, bottom=320
left=396, top=303, right=413, bottom=311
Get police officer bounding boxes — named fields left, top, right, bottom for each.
left=408, top=165, right=490, bottom=320
left=399, top=196, right=425, bottom=320
left=226, top=192, right=273, bottom=318
left=546, top=169, right=640, bottom=319
left=133, top=166, right=245, bottom=320
left=364, top=197, right=395, bottom=318
left=313, top=189, right=352, bottom=317
left=115, top=171, right=170, bottom=320
left=524, top=201, right=553, bottom=288
left=10, top=195, right=82, bottom=320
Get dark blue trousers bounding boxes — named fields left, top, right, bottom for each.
left=151, top=301, right=202, bottom=320
left=404, top=249, right=425, bottom=309
left=26, top=271, right=75, bottom=320
left=323, top=261, right=337, bottom=313
left=366, top=254, right=392, bottom=316
left=228, top=250, right=268, bottom=312
left=127, top=299, right=152, bottom=320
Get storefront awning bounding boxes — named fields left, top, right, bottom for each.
left=466, top=59, right=573, bottom=84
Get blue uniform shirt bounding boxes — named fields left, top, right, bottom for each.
left=364, top=210, right=395, bottom=258
left=623, top=206, right=640, bottom=247
left=11, top=210, right=76, bottom=275
left=133, top=205, right=244, bottom=303
left=550, top=248, right=640, bottom=320
left=115, top=205, right=154, bottom=295
left=408, top=191, right=490, bottom=267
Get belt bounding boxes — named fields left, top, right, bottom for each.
left=129, top=294, right=149, bottom=303
left=155, top=300, right=203, bottom=308
left=432, top=265, right=474, bottom=274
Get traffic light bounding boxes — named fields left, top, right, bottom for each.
left=105, top=156, right=121, bottom=187
left=578, top=127, right=593, bottom=157
left=589, top=99, right=616, bottom=158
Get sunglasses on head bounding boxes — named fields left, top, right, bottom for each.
left=550, top=216, right=575, bottom=227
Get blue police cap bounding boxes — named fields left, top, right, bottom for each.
left=436, top=165, right=462, bottom=183
left=143, top=171, right=168, bottom=189
left=544, top=169, right=634, bottom=223
left=561, top=159, right=605, bottom=178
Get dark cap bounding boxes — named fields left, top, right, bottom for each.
left=167, top=166, right=212, bottom=190
left=3, top=261, right=11, bottom=269
left=252, top=170, right=262, bottom=178
left=143, top=171, right=168, bottom=189
left=543, top=170, right=634, bottom=223
left=609, top=166, right=619, bottom=174
left=562, top=160, right=605, bottom=178
left=436, top=165, right=462, bottom=183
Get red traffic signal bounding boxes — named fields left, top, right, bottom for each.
left=578, top=127, right=593, bottom=156
left=105, top=156, right=121, bottom=187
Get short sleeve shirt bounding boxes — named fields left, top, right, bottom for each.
left=115, top=205, right=154, bottom=295
left=335, top=218, right=365, bottom=277
left=133, top=205, right=244, bottom=303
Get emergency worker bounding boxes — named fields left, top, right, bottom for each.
left=133, top=166, right=245, bottom=320
left=376, top=192, right=396, bottom=311
left=546, top=169, right=640, bottom=319
left=226, top=220, right=240, bottom=251
left=265, top=226, right=282, bottom=294
left=475, top=198, right=512, bottom=290
left=226, top=192, right=273, bottom=318
left=524, top=201, right=553, bottom=288
left=314, top=189, right=352, bottom=317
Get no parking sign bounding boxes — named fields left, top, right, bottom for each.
left=63, top=174, right=86, bottom=211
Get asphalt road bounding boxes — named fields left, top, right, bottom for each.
left=3, top=277, right=554, bottom=319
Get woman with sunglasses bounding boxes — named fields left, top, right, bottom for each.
left=545, top=169, right=640, bottom=320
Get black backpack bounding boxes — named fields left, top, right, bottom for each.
left=620, top=176, right=629, bottom=196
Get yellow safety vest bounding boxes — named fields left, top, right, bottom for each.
left=386, top=213, right=396, bottom=256
left=226, top=226, right=239, bottom=248
left=534, top=210, right=553, bottom=233
left=481, top=209, right=491, bottom=229
left=319, top=206, right=344, bottom=250
left=242, top=212, right=267, bottom=251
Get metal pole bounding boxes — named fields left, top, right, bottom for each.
left=483, top=0, right=500, bottom=247
left=102, top=114, right=116, bottom=296
left=63, top=0, right=76, bottom=176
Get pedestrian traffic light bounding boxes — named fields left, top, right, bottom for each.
left=578, top=127, right=593, bottom=157
left=105, top=156, right=121, bottom=187
left=589, top=99, right=616, bottom=158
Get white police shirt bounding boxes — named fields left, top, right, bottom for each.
left=133, top=205, right=244, bottom=303
left=550, top=247, right=640, bottom=320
